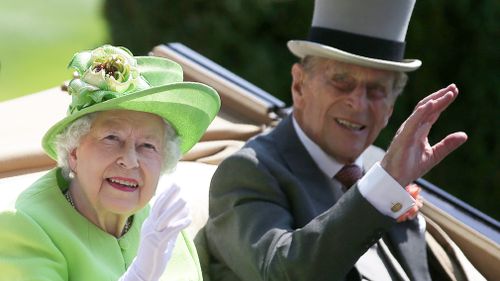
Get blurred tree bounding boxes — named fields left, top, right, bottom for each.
left=104, top=0, right=312, bottom=104
left=383, top=0, right=500, bottom=220
left=104, top=0, right=499, bottom=219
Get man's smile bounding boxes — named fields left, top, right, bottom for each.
left=334, top=118, right=365, bottom=131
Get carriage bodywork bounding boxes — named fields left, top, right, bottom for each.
left=0, top=43, right=498, bottom=280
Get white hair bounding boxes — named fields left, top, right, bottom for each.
left=54, top=112, right=181, bottom=180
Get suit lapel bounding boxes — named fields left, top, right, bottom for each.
left=378, top=238, right=411, bottom=281
left=384, top=217, right=432, bottom=281
left=271, top=116, right=321, bottom=178
left=270, top=115, right=345, bottom=206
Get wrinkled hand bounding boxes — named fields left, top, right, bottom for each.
left=381, top=84, right=468, bottom=187
left=119, top=183, right=191, bottom=281
left=397, top=184, right=423, bottom=222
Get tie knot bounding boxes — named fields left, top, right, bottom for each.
left=335, top=165, right=363, bottom=190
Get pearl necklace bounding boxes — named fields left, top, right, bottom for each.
left=64, top=189, right=132, bottom=236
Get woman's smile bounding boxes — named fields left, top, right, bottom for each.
left=106, top=176, right=139, bottom=192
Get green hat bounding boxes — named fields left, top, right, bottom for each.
left=42, top=45, right=220, bottom=159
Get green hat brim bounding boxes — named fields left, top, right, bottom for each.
left=42, top=82, right=220, bottom=160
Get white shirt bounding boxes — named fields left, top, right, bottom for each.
left=292, top=117, right=414, bottom=219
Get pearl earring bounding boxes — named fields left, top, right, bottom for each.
left=68, top=171, right=75, bottom=179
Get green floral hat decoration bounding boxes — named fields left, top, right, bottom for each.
left=42, top=45, right=221, bottom=159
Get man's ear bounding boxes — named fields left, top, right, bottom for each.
left=384, top=106, right=394, bottom=127
left=291, top=63, right=305, bottom=108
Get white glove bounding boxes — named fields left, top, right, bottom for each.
left=119, top=183, right=191, bottom=281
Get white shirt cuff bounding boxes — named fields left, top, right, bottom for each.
left=358, top=162, right=415, bottom=219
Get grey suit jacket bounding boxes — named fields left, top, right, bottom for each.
left=205, top=115, right=431, bottom=281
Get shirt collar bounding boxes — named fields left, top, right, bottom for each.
left=292, top=116, right=363, bottom=179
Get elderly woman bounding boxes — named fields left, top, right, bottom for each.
left=0, top=45, right=220, bottom=280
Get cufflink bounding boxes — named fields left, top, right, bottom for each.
left=391, top=202, right=403, bottom=212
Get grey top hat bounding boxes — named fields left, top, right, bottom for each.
left=288, top=0, right=421, bottom=72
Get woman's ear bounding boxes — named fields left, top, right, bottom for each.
left=68, top=148, right=78, bottom=172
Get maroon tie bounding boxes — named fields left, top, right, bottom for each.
left=335, top=165, right=363, bottom=191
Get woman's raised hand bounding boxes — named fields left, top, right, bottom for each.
left=120, top=183, right=191, bottom=281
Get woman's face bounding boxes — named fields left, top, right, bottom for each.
left=69, top=110, right=166, bottom=218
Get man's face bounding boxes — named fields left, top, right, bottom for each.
left=291, top=58, right=398, bottom=164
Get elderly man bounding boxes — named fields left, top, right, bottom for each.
left=205, top=0, right=468, bottom=280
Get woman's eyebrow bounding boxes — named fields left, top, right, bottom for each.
left=142, top=134, right=162, bottom=143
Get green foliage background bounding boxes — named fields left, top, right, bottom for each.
left=0, top=0, right=108, bottom=102
left=105, top=0, right=499, bottom=219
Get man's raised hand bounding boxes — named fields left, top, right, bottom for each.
left=381, top=84, right=468, bottom=187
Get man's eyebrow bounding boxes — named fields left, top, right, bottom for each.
left=368, top=77, right=393, bottom=88
left=331, top=72, right=348, bottom=78
left=329, top=72, right=353, bottom=81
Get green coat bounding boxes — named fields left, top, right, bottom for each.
left=0, top=168, right=202, bottom=281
